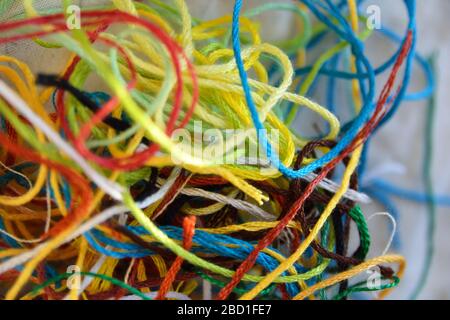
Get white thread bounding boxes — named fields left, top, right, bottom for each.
left=179, top=186, right=275, bottom=221
left=0, top=172, right=177, bottom=276
left=0, top=160, right=32, bottom=190
left=124, top=258, right=136, bottom=285
left=202, top=279, right=212, bottom=300
left=305, top=172, right=371, bottom=203
left=0, top=79, right=124, bottom=201
left=368, top=211, right=397, bottom=256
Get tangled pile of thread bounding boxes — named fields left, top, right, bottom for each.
left=0, top=0, right=439, bottom=300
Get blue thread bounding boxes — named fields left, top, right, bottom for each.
left=86, top=226, right=310, bottom=296
left=232, top=0, right=378, bottom=178
left=369, top=179, right=450, bottom=206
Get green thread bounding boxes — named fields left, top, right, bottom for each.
left=29, top=271, right=152, bottom=300
left=333, top=276, right=400, bottom=300
left=410, top=55, right=437, bottom=300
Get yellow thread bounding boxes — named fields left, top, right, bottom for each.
left=293, top=255, right=406, bottom=300
left=240, top=147, right=363, bottom=299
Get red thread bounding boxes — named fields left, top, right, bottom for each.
left=0, top=10, right=199, bottom=171
left=156, top=215, right=196, bottom=300
left=216, top=30, right=413, bottom=300
left=0, top=131, right=93, bottom=238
